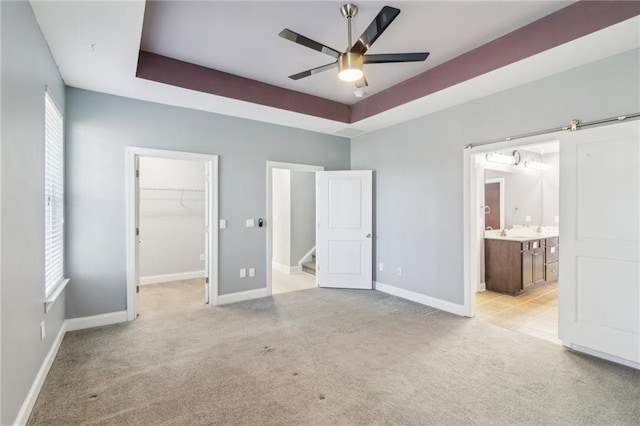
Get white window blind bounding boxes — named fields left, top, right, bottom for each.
left=44, top=92, right=64, bottom=297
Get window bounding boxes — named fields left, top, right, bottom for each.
left=44, top=92, right=64, bottom=297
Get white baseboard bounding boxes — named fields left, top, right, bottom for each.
left=139, top=270, right=205, bottom=285
left=271, top=262, right=301, bottom=274
left=217, top=288, right=268, bottom=305
left=14, top=321, right=67, bottom=426
left=374, top=281, right=468, bottom=316
left=478, top=282, right=487, bottom=292
left=66, top=311, right=128, bottom=332
left=566, top=343, right=640, bottom=370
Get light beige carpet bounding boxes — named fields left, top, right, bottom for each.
left=29, top=280, right=639, bottom=425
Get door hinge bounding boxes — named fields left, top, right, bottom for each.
left=136, top=228, right=139, bottom=236
left=135, top=169, right=140, bottom=178
left=206, top=277, right=209, bottom=284
left=136, top=285, right=140, bottom=293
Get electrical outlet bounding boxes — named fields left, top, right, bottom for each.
left=200, top=253, right=205, bottom=262
left=240, top=268, right=247, bottom=278
left=249, top=268, right=255, bottom=277
left=40, top=321, right=46, bottom=340
left=396, top=267, right=402, bottom=276
left=246, top=219, right=255, bottom=228
left=554, top=215, right=559, bottom=223
left=525, top=215, right=532, bottom=223
left=379, top=262, right=384, bottom=272
left=219, top=219, right=227, bottom=229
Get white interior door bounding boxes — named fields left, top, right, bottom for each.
left=559, top=120, right=639, bottom=366
left=316, top=170, right=372, bottom=289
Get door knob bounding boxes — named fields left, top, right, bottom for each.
left=366, top=234, right=372, bottom=238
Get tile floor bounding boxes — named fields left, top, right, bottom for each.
left=272, top=269, right=317, bottom=295
left=476, top=282, right=560, bottom=344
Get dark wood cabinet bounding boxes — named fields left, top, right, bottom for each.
left=485, top=236, right=558, bottom=296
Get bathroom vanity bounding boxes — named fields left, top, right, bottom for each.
left=485, top=232, right=559, bottom=296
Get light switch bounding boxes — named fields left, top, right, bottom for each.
left=240, top=268, right=247, bottom=278
left=554, top=216, right=559, bottom=223
left=525, top=215, right=531, bottom=223
left=379, top=262, right=384, bottom=272
left=249, top=268, right=255, bottom=277
left=219, top=219, right=227, bottom=229
left=246, top=219, right=255, bottom=228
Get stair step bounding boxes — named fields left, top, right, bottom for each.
left=302, top=261, right=316, bottom=276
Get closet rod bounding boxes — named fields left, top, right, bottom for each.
left=139, top=187, right=205, bottom=193
left=464, top=112, right=640, bottom=150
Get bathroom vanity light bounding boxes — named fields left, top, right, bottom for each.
left=486, top=150, right=521, bottom=165
left=524, top=159, right=549, bottom=171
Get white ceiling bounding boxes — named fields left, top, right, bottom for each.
left=30, top=1, right=640, bottom=137
left=140, top=1, right=572, bottom=105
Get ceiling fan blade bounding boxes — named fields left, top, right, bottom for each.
left=364, top=52, right=430, bottom=64
left=354, top=75, right=368, bottom=88
left=350, top=6, right=401, bottom=55
left=279, top=29, right=341, bottom=59
left=288, top=62, right=338, bottom=80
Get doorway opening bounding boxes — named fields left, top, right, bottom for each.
left=126, top=147, right=218, bottom=321
left=467, top=139, right=560, bottom=344
left=138, top=157, right=207, bottom=315
left=266, top=161, right=323, bottom=296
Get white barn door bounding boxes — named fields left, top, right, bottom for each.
left=559, top=120, right=639, bottom=366
left=316, top=171, right=372, bottom=289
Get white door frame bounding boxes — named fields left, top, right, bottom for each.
left=125, top=147, right=219, bottom=321
left=463, top=136, right=560, bottom=317
left=266, top=161, right=323, bottom=296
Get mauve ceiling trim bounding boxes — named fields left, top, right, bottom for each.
left=137, top=1, right=638, bottom=125
left=350, top=1, right=640, bottom=123
left=136, top=51, right=350, bottom=123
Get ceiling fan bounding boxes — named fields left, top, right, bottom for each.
left=279, top=4, right=429, bottom=88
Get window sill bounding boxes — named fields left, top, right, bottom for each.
left=44, top=278, right=70, bottom=313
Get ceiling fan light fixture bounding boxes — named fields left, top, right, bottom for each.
left=338, top=52, right=363, bottom=82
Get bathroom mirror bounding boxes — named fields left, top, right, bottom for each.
left=483, top=146, right=559, bottom=230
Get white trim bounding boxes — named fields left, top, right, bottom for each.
left=297, top=246, right=316, bottom=267
left=478, top=282, right=487, bottom=292
left=65, top=311, right=128, bottom=332
left=271, top=262, right=302, bottom=274
left=566, top=343, right=640, bottom=370
left=44, top=278, right=70, bottom=313
left=126, top=147, right=219, bottom=321
left=217, top=288, right=268, bottom=305
left=13, top=321, right=66, bottom=426
left=266, top=161, right=323, bottom=297
left=139, top=270, right=205, bottom=285
left=374, top=281, right=469, bottom=317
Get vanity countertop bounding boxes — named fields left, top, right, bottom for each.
left=484, top=228, right=559, bottom=242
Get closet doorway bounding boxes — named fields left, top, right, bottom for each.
left=126, top=147, right=218, bottom=321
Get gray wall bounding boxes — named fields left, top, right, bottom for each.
left=65, top=88, right=350, bottom=318
left=351, top=48, right=640, bottom=305
left=290, top=170, right=315, bottom=265
left=1, top=1, right=66, bottom=423
left=541, top=152, right=559, bottom=226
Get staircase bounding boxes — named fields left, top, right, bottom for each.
left=301, top=252, right=316, bottom=276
